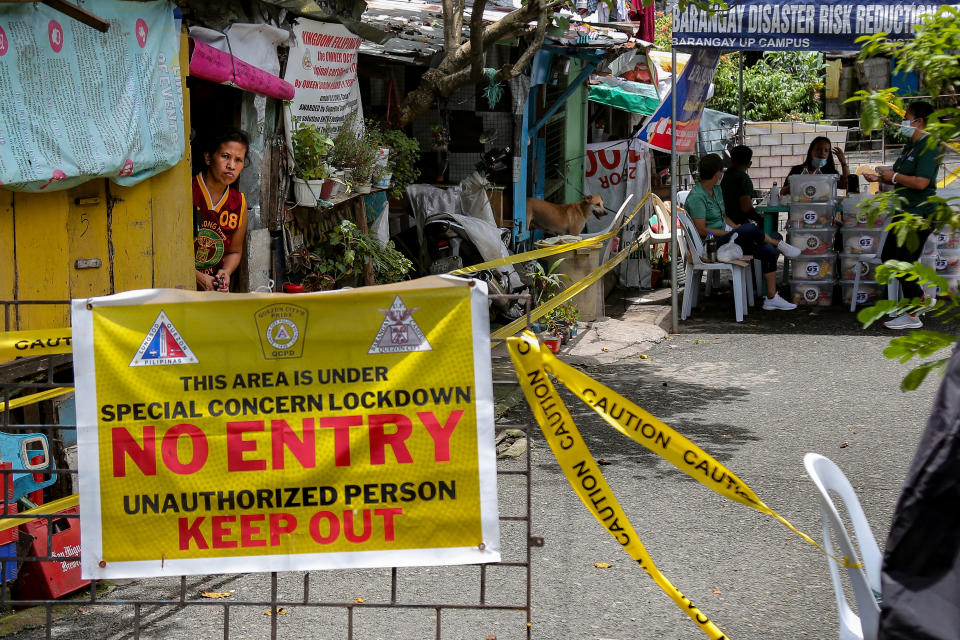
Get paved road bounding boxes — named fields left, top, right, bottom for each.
left=4, top=295, right=952, bottom=639
left=506, top=296, right=951, bottom=640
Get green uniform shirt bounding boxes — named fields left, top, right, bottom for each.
left=685, top=182, right=725, bottom=236
left=893, top=135, right=940, bottom=217
left=720, top=166, right=755, bottom=226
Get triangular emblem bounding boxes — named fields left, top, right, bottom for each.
left=369, top=296, right=432, bottom=354
left=130, top=311, right=198, bottom=366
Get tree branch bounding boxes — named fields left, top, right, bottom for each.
left=470, top=0, right=489, bottom=82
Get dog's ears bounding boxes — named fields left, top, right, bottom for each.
left=581, top=195, right=594, bottom=202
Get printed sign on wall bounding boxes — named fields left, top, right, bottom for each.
left=0, top=0, right=184, bottom=191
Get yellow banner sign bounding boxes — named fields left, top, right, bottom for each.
left=72, top=278, right=499, bottom=579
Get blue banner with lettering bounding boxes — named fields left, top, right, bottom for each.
left=672, top=1, right=954, bottom=51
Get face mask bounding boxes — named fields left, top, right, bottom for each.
left=900, top=120, right=915, bottom=137
left=811, top=157, right=827, bottom=169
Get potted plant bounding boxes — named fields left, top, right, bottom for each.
left=286, top=220, right=413, bottom=291
left=290, top=119, right=334, bottom=206
left=379, top=127, right=421, bottom=198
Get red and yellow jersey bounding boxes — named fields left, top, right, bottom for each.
left=193, top=174, right=247, bottom=274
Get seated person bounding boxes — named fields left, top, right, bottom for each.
left=685, top=154, right=801, bottom=311
left=780, top=136, right=849, bottom=196
left=721, top=145, right=764, bottom=226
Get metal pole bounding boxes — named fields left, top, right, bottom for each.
left=670, top=48, right=679, bottom=334
left=738, top=52, right=744, bottom=144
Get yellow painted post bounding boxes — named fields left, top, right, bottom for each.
left=13, top=191, right=71, bottom=329
left=67, top=181, right=111, bottom=299
left=150, top=31, right=193, bottom=290
left=110, top=180, right=155, bottom=292
left=0, top=190, right=14, bottom=323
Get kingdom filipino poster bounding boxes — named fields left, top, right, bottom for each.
left=282, top=18, right=363, bottom=150
left=0, top=0, right=183, bottom=192
left=635, top=49, right=719, bottom=155
left=72, top=278, right=500, bottom=579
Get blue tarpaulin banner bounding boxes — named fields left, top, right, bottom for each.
left=671, top=1, right=952, bottom=51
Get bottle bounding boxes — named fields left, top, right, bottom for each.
left=768, top=182, right=779, bottom=206
left=705, top=232, right=718, bottom=262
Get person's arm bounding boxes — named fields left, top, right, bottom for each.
left=834, top=147, right=849, bottom=189
left=196, top=270, right=216, bottom=291
left=877, top=167, right=931, bottom=190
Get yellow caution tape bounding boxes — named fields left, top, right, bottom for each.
left=0, top=494, right=79, bottom=534
left=1, top=387, right=74, bottom=412
left=507, top=333, right=730, bottom=640
left=450, top=192, right=652, bottom=276
left=0, top=327, right=73, bottom=363
left=508, top=331, right=862, bottom=638
left=491, top=229, right=650, bottom=342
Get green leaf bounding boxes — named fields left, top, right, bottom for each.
left=857, top=300, right=899, bottom=327
left=882, top=330, right=957, bottom=364
left=901, top=358, right=950, bottom=391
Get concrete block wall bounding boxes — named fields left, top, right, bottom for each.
left=742, top=121, right=849, bottom=191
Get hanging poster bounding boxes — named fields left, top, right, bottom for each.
left=635, top=49, right=719, bottom=155
left=0, top=0, right=183, bottom=192
left=72, top=278, right=500, bottom=579
left=583, top=139, right=649, bottom=233
left=282, top=18, right=363, bottom=148
left=671, top=0, right=955, bottom=51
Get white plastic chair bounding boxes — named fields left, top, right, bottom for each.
left=676, top=209, right=752, bottom=322
left=803, top=453, right=882, bottom=640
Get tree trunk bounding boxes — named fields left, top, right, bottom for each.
left=397, top=0, right=557, bottom=127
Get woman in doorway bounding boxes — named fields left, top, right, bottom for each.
left=686, top=154, right=801, bottom=311
left=193, top=128, right=250, bottom=291
left=864, top=101, right=941, bottom=329
left=780, top=136, right=849, bottom=196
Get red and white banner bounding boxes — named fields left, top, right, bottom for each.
left=282, top=19, right=362, bottom=141
left=583, top=139, right=649, bottom=234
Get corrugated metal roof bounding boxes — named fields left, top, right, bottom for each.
left=358, top=0, right=641, bottom=64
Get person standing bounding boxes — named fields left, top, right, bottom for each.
left=685, top=154, right=801, bottom=311
left=721, top=145, right=764, bottom=226
left=864, top=101, right=941, bottom=329
left=193, top=128, right=250, bottom=292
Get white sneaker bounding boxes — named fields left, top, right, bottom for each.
left=884, top=314, right=923, bottom=330
left=763, top=293, right=797, bottom=310
left=777, top=241, right=802, bottom=259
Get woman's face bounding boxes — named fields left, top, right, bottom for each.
left=811, top=140, right=831, bottom=160
left=205, top=141, right=247, bottom=185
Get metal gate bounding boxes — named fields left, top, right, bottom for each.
left=0, top=300, right=537, bottom=640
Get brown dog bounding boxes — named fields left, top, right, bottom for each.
left=526, top=195, right=606, bottom=236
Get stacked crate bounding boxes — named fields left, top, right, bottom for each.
left=838, top=201, right=887, bottom=308
left=786, top=174, right=839, bottom=306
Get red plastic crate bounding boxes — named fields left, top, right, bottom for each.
left=14, top=505, right=89, bottom=600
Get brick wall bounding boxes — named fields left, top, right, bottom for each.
left=742, top=121, right=849, bottom=191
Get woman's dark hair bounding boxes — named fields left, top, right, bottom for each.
left=906, top=100, right=934, bottom=125
left=204, top=128, right=250, bottom=157
left=699, top=153, right=724, bottom=181
left=802, top=136, right=836, bottom=173
left=730, top=145, right=752, bottom=166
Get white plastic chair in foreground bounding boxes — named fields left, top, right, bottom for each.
left=676, top=209, right=753, bottom=322
left=803, top=453, right=882, bottom=640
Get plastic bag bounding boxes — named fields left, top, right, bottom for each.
left=717, top=232, right=744, bottom=262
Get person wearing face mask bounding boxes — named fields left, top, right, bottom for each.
left=685, top=154, right=801, bottom=310
left=863, top=101, right=942, bottom=330
left=193, top=128, right=250, bottom=292
left=780, top=136, right=849, bottom=197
